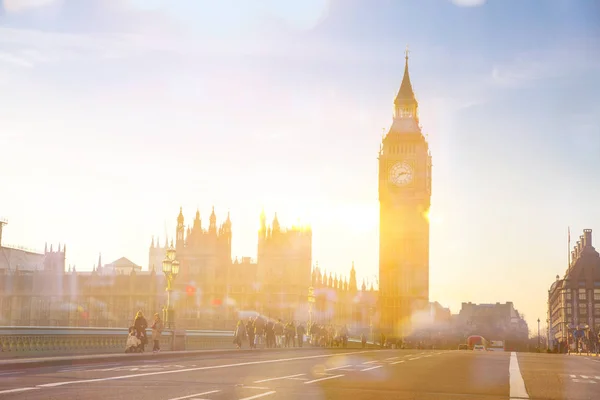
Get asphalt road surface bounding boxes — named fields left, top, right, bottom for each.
left=0, top=349, right=599, bottom=399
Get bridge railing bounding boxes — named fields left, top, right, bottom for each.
left=0, top=327, right=236, bottom=358
left=0, top=327, right=375, bottom=359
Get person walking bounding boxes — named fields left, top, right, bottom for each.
left=246, top=319, right=256, bottom=349
left=133, top=310, right=148, bottom=352
left=151, top=313, right=163, bottom=353
left=234, top=320, right=247, bottom=349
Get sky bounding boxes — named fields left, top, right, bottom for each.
left=1, top=0, right=599, bottom=330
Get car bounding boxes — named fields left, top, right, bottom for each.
left=458, top=344, right=468, bottom=350
left=473, top=344, right=486, bottom=351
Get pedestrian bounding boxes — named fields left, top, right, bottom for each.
left=246, top=319, right=255, bottom=349
left=134, top=310, right=148, bottom=351
left=234, top=320, right=246, bottom=349
left=151, top=313, right=163, bottom=353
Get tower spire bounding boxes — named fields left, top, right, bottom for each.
left=394, top=44, right=418, bottom=118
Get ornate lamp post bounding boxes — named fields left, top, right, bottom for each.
left=307, top=286, right=316, bottom=329
left=162, top=246, right=180, bottom=329
left=538, top=318, right=542, bottom=351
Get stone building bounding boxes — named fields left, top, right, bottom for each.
left=0, top=208, right=375, bottom=332
left=548, top=229, right=600, bottom=350
left=378, top=50, right=432, bottom=337
left=455, top=301, right=529, bottom=345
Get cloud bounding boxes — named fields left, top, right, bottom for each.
left=3, top=0, right=60, bottom=13
left=450, top=0, right=487, bottom=7
left=0, top=51, right=34, bottom=68
left=490, top=39, right=600, bottom=87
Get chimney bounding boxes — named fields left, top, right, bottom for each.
left=577, top=239, right=582, bottom=254
left=583, top=229, right=592, bottom=248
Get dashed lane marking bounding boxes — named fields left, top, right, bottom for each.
left=168, top=390, right=221, bottom=400
left=362, top=360, right=379, bottom=364
left=254, top=373, right=305, bottom=383
left=360, top=365, right=382, bottom=372
left=391, top=360, right=405, bottom=365
left=325, top=365, right=353, bottom=371
left=385, top=357, right=400, bottom=361
left=408, top=357, right=421, bottom=361
left=239, top=386, right=270, bottom=390
left=238, top=391, right=276, bottom=400
left=0, top=387, right=40, bottom=395
left=304, top=374, right=344, bottom=384
left=567, top=374, right=600, bottom=383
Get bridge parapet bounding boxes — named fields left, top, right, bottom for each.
left=0, top=327, right=235, bottom=358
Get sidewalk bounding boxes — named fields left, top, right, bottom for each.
left=0, top=348, right=256, bottom=371
left=0, top=345, right=370, bottom=371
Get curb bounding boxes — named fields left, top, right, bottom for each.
left=0, top=346, right=376, bottom=371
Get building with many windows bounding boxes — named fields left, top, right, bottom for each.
left=548, top=229, right=600, bottom=351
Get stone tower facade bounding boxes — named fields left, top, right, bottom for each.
left=378, top=51, right=432, bottom=337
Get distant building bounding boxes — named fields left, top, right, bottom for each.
left=548, top=229, right=600, bottom=351
left=101, top=257, right=142, bottom=275
left=456, top=301, right=529, bottom=343
left=0, top=220, right=65, bottom=273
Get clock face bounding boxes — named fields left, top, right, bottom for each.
left=389, top=162, right=413, bottom=186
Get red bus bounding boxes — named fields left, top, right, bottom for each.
left=467, top=335, right=489, bottom=350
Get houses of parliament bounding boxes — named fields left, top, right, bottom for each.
left=0, top=53, right=431, bottom=337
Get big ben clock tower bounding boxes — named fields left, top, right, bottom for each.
left=378, top=50, right=432, bottom=337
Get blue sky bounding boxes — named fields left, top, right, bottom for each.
left=1, top=0, right=599, bottom=330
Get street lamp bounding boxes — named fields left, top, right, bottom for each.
left=162, top=246, right=180, bottom=329
left=538, top=318, right=541, bottom=351
left=307, top=286, right=315, bottom=330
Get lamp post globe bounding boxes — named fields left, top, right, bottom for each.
left=162, top=258, right=172, bottom=274
left=172, top=260, right=180, bottom=277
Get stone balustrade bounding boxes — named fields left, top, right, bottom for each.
left=0, top=327, right=374, bottom=359
left=0, top=327, right=236, bottom=358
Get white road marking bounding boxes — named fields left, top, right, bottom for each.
left=0, top=371, right=24, bottom=376
left=304, top=374, right=344, bottom=384
left=581, top=375, right=590, bottom=379
left=240, top=386, right=270, bottom=390
left=570, top=375, right=577, bottom=378
left=391, top=360, right=405, bottom=365
left=325, top=365, right=353, bottom=371
left=0, top=387, right=40, bottom=394
left=572, top=379, right=596, bottom=383
left=424, top=355, right=432, bottom=358
left=385, top=357, right=400, bottom=361
left=23, top=350, right=371, bottom=390
left=360, top=365, right=382, bottom=372
left=287, top=377, right=309, bottom=381
left=509, top=352, right=529, bottom=400
left=254, top=373, right=305, bottom=383
left=168, top=390, right=221, bottom=400
left=238, top=391, right=276, bottom=400
left=408, top=357, right=420, bottom=361
left=362, top=360, right=379, bottom=364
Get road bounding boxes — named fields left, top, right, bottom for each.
left=0, top=349, right=599, bottom=399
